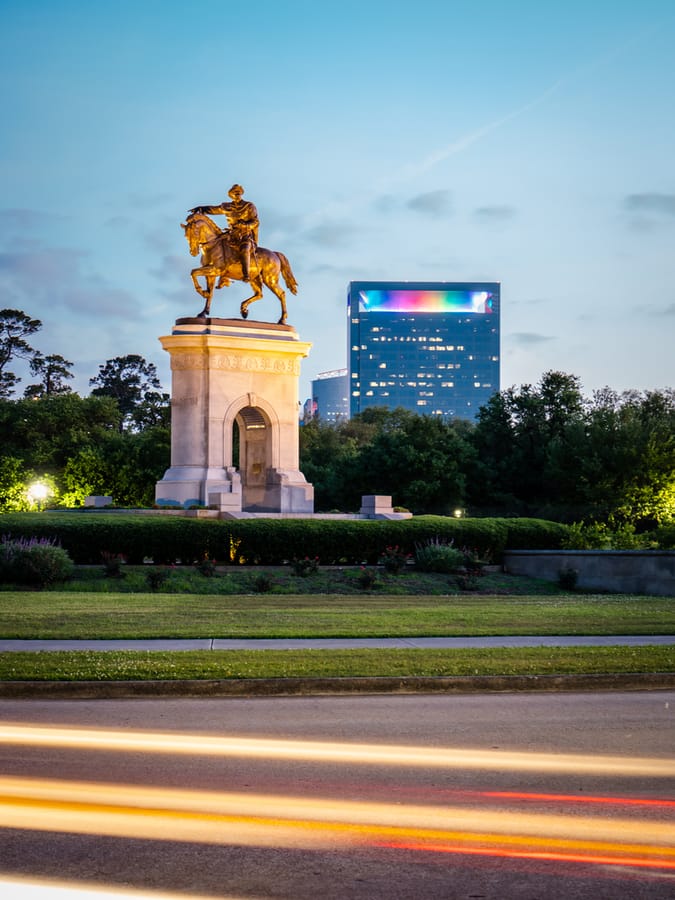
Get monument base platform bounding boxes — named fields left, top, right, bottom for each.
left=155, top=317, right=314, bottom=514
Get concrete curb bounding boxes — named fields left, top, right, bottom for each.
left=1, top=672, right=674, bottom=699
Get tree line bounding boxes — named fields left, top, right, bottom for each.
left=300, top=370, right=675, bottom=527
left=0, top=309, right=169, bottom=508
left=1, top=309, right=673, bottom=525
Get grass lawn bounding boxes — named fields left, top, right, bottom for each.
left=0, top=646, right=673, bottom=681
left=1, top=567, right=672, bottom=681
left=0, top=591, right=673, bottom=639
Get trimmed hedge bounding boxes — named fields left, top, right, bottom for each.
left=0, top=512, right=570, bottom=566
left=653, top=523, right=675, bottom=549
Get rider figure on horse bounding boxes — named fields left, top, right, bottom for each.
left=190, top=184, right=259, bottom=282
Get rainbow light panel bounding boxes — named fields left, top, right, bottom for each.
left=359, top=289, right=495, bottom=314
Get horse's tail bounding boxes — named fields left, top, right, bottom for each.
left=277, top=252, right=298, bottom=295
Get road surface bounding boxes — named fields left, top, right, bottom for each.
left=0, top=691, right=673, bottom=899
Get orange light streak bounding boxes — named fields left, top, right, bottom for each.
left=0, top=775, right=673, bottom=868
left=1, top=723, right=673, bottom=778
left=376, top=840, right=675, bottom=871
left=472, top=790, right=675, bottom=808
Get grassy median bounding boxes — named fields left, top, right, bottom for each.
left=0, top=646, right=673, bottom=681
left=0, top=591, right=673, bottom=639
left=1, top=569, right=673, bottom=681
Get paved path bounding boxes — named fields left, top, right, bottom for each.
left=1, top=635, right=674, bottom=651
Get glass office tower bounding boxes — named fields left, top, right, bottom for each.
left=348, top=281, right=500, bottom=420
left=311, top=369, right=349, bottom=423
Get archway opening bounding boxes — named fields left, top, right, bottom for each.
left=235, top=406, right=272, bottom=511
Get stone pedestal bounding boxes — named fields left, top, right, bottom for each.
left=155, top=318, right=314, bottom=513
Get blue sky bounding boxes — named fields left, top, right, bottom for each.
left=1, top=0, right=674, bottom=405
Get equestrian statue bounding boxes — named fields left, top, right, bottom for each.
left=182, top=184, right=297, bottom=324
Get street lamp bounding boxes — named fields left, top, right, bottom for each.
left=28, top=481, right=49, bottom=511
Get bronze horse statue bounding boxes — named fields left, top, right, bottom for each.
left=181, top=212, right=298, bottom=324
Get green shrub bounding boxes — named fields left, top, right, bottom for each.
left=653, top=523, right=675, bottom=549
left=414, top=538, right=465, bottom=573
left=461, top=547, right=489, bottom=574
left=194, top=555, right=217, bottom=577
left=356, top=567, right=378, bottom=590
left=499, top=518, right=570, bottom=550
left=252, top=573, right=274, bottom=593
left=101, top=551, right=126, bottom=578
left=0, top=536, right=74, bottom=587
left=378, top=545, right=410, bottom=574
left=145, top=568, right=170, bottom=591
left=452, top=573, right=480, bottom=591
left=561, top=521, right=654, bottom=550
left=290, top=556, right=319, bottom=577
left=0, top=512, right=570, bottom=568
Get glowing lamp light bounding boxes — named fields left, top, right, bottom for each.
left=27, top=481, right=50, bottom=511
left=453, top=508, right=464, bottom=518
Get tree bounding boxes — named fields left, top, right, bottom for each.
left=89, top=355, right=168, bottom=431
left=468, top=371, right=586, bottom=517
left=0, top=394, right=121, bottom=470
left=577, top=388, right=675, bottom=525
left=0, top=456, right=33, bottom=511
left=24, top=353, right=74, bottom=399
left=300, top=407, right=475, bottom=514
left=355, top=410, right=473, bottom=514
left=0, top=309, right=42, bottom=398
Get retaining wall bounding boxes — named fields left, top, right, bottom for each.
left=503, top=550, right=675, bottom=597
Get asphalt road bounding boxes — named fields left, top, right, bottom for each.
left=0, top=691, right=673, bottom=899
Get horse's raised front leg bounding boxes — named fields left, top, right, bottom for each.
left=191, top=267, right=210, bottom=301
left=192, top=268, right=217, bottom=317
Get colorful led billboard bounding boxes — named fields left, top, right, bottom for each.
left=350, top=282, right=499, bottom=315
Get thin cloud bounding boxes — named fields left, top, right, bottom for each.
left=510, top=332, right=555, bottom=345
left=407, top=190, right=451, bottom=218
left=258, top=207, right=303, bottom=234
left=0, top=208, right=67, bottom=231
left=303, top=222, right=355, bottom=248
left=105, top=215, right=133, bottom=229
left=150, top=254, right=186, bottom=282
left=625, top=193, right=675, bottom=216
left=653, top=303, right=675, bottom=317
left=474, top=205, right=516, bottom=223
left=0, top=243, right=137, bottom=317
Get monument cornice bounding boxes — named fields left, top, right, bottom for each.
left=159, top=322, right=312, bottom=377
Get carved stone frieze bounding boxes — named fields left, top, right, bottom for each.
left=171, top=351, right=301, bottom=375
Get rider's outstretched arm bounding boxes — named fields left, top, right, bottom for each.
left=189, top=204, right=226, bottom=216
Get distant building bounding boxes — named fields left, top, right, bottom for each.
left=311, top=369, right=349, bottom=423
left=348, top=281, right=500, bottom=420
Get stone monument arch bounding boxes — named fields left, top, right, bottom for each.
left=155, top=318, right=314, bottom=514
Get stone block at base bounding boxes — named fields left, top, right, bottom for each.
left=84, top=496, right=113, bottom=508
left=360, top=495, right=394, bottom=518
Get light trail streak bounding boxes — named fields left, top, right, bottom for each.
left=1, top=723, right=674, bottom=778
left=376, top=840, right=675, bottom=871
left=0, top=776, right=673, bottom=870
left=465, top=790, right=675, bottom=809
left=0, top=876, right=235, bottom=899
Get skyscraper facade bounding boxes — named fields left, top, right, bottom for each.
left=311, top=369, right=349, bottom=423
left=348, top=281, right=500, bottom=420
